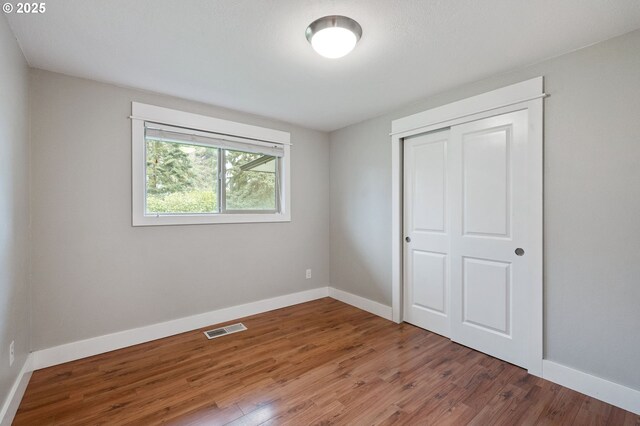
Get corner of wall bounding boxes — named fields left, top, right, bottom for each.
left=0, top=355, right=33, bottom=426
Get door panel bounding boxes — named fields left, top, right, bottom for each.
left=463, top=127, right=511, bottom=237
left=462, top=257, right=511, bottom=335
left=412, top=251, right=446, bottom=314
left=403, top=130, right=451, bottom=337
left=450, top=110, right=529, bottom=368
left=412, top=141, right=446, bottom=233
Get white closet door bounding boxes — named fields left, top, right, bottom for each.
left=449, top=110, right=530, bottom=368
left=403, top=129, right=451, bottom=337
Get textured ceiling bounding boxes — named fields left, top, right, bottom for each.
left=6, top=0, right=640, bottom=131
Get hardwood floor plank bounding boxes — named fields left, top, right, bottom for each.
left=13, top=298, right=640, bottom=425
left=534, top=386, right=584, bottom=425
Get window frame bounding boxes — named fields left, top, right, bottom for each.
left=131, top=102, right=291, bottom=226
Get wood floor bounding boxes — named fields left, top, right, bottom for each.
left=15, top=298, right=639, bottom=425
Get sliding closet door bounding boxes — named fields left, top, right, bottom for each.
left=404, top=110, right=532, bottom=368
left=448, top=110, right=530, bottom=368
left=403, top=130, right=451, bottom=338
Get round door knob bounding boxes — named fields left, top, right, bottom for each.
left=515, top=248, right=525, bottom=256
left=405, top=236, right=411, bottom=243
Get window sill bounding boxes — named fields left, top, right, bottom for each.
left=132, top=212, right=291, bottom=226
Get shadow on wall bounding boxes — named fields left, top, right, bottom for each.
left=0, top=107, right=30, bottom=410
left=330, top=193, right=391, bottom=305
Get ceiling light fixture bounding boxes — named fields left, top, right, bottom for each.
left=305, top=15, right=362, bottom=59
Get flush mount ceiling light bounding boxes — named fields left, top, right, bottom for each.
left=305, top=15, right=362, bottom=59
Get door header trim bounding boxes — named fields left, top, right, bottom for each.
left=391, top=77, right=545, bottom=137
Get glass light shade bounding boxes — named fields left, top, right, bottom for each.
left=311, top=27, right=358, bottom=59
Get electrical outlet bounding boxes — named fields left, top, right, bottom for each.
left=305, top=269, right=312, bottom=279
left=9, top=340, right=14, bottom=367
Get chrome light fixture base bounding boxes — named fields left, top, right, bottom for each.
left=305, top=15, right=363, bottom=58
left=305, top=15, right=363, bottom=44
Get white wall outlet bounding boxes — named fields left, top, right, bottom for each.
left=9, top=340, right=14, bottom=367
left=305, top=269, right=312, bottom=279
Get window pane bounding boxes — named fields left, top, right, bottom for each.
left=145, top=139, right=218, bottom=214
left=224, top=149, right=278, bottom=211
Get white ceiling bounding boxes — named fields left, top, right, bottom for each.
left=7, top=0, right=640, bottom=131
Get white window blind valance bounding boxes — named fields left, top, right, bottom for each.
left=144, top=122, right=285, bottom=157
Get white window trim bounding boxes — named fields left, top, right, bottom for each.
left=131, top=102, right=291, bottom=226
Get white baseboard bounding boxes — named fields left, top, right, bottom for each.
left=2, top=288, right=389, bottom=424
left=9, top=290, right=640, bottom=418
left=0, top=354, right=33, bottom=426
left=328, top=287, right=393, bottom=321
left=32, top=286, right=393, bottom=371
left=32, top=287, right=329, bottom=370
left=543, top=360, right=640, bottom=415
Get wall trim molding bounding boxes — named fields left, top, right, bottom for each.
left=0, top=354, right=33, bottom=426
left=543, top=360, right=640, bottom=415
left=328, top=287, right=393, bottom=321
left=32, top=287, right=330, bottom=370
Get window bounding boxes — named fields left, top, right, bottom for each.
left=132, top=103, right=290, bottom=225
left=143, top=123, right=282, bottom=215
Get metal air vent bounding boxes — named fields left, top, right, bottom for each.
left=204, top=323, right=247, bottom=340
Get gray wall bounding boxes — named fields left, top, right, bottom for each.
left=0, top=15, right=30, bottom=407
left=29, top=70, right=330, bottom=350
left=330, top=29, right=640, bottom=390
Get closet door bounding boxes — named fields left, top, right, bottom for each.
left=449, top=110, right=530, bottom=368
left=403, top=129, right=451, bottom=338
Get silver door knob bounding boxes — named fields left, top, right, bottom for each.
left=405, top=236, right=411, bottom=243
left=515, top=248, right=525, bottom=256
